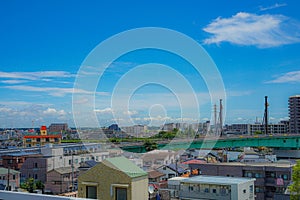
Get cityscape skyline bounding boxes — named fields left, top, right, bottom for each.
left=1, top=1, right=300, bottom=128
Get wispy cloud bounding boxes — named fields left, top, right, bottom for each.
left=4, top=85, right=109, bottom=97
left=203, top=12, right=300, bottom=48
left=266, top=70, right=300, bottom=83
left=259, top=3, right=287, bottom=11
left=43, top=108, right=66, bottom=115
left=94, top=107, right=113, bottom=113
left=0, top=71, right=74, bottom=81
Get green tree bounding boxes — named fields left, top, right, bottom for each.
left=143, top=140, right=158, bottom=152
left=35, top=180, right=45, bottom=192
left=20, top=178, right=36, bottom=193
left=289, top=160, right=300, bottom=200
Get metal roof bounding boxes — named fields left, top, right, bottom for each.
left=177, top=175, right=255, bottom=185
left=104, top=156, right=147, bottom=178
left=0, top=167, right=20, bottom=175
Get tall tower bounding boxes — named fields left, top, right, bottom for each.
left=289, top=95, right=300, bottom=134
left=219, top=99, right=223, bottom=136
left=264, top=96, right=269, bottom=135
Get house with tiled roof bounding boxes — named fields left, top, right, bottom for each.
left=78, top=156, right=148, bottom=200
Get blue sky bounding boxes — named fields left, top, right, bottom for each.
left=1, top=0, right=300, bottom=128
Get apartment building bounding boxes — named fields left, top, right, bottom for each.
left=188, top=162, right=293, bottom=200
left=168, top=175, right=255, bottom=200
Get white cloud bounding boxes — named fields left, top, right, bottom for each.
left=1, top=80, right=28, bottom=84
left=0, top=71, right=74, bottom=80
left=4, top=85, right=109, bottom=97
left=259, top=3, right=287, bottom=11
left=123, top=110, right=138, bottom=115
left=203, top=12, right=300, bottom=48
left=266, top=71, right=300, bottom=83
left=43, top=108, right=66, bottom=115
left=94, top=107, right=113, bottom=113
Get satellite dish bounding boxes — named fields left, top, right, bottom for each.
left=148, top=185, right=154, bottom=194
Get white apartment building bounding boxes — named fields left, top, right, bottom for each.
left=168, top=175, right=255, bottom=200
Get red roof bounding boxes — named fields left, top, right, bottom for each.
left=182, top=159, right=207, bottom=165
left=40, top=126, right=47, bottom=130
left=24, top=135, right=61, bottom=139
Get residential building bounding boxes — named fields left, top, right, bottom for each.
left=23, top=126, right=62, bottom=147
left=49, top=123, right=69, bottom=133
left=187, top=162, right=293, bottom=200
left=20, top=145, right=109, bottom=183
left=0, top=167, right=20, bottom=191
left=78, top=156, right=148, bottom=200
left=141, top=150, right=178, bottom=170
left=44, top=167, right=79, bottom=194
left=156, top=163, right=189, bottom=180
left=1, top=152, right=42, bottom=170
left=168, top=175, right=255, bottom=200
left=289, top=95, right=300, bottom=134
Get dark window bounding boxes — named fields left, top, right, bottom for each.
left=37, top=138, right=41, bottom=142
left=213, top=189, right=217, bottom=193
left=116, top=187, right=127, bottom=200
left=243, top=189, right=246, bottom=193
left=86, top=186, right=97, bottom=199
left=34, top=163, right=38, bottom=168
left=12, top=175, right=15, bottom=180
left=46, top=138, right=50, bottom=142
left=34, top=174, right=38, bottom=179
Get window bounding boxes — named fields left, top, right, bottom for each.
left=54, top=138, right=59, bottom=142
left=86, top=186, right=97, bottom=199
left=37, top=138, right=40, bottom=142
left=13, top=175, right=15, bottom=180
left=69, top=160, right=72, bottom=165
left=34, top=174, right=38, bottom=179
left=34, top=163, right=38, bottom=168
left=204, top=188, right=209, bottom=193
left=46, top=138, right=50, bottom=142
left=243, top=189, right=246, bottom=193
left=116, top=187, right=127, bottom=200
left=212, top=189, right=217, bottom=193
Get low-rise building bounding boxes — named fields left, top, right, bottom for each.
left=78, top=156, right=148, bottom=200
left=45, top=166, right=79, bottom=195
left=23, top=126, right=62, bottom=147
left=168, top=175, right=255, bottom=200
left=0, top=167, right=20, bottom=191
left=188, top=162, right=293, bottom=200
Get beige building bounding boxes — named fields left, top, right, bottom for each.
left=78, top=156, right=148, bottom=200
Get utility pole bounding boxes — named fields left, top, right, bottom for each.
left=71, top=152, right=74, bottom=192
left=7, top=166, right=10, bottom=191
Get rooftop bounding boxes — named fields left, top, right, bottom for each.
left=104, top=156, right=147, bottom=178
left=198, top=161, right=294, bottom=168
left=0, top=167, right=20, bottom=175
left=170, top=175, right=255, bottom=185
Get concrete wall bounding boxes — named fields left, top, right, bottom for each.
left=78, top=161, right=148, bottom=200
left=131, top=177, right=148, bottom=200
left=0, top=191, right=90, bottom=200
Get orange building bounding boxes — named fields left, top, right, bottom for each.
left=23, top=126, right=62, bottom=147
